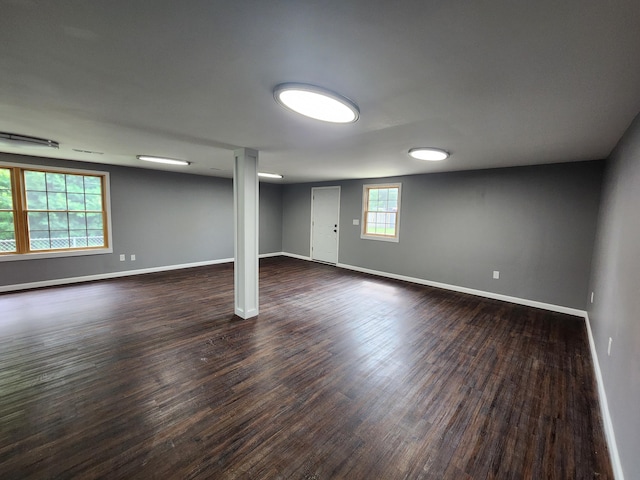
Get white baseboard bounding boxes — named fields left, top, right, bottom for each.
left=0, top=252, right=290, bottom=294
left=585, top=314, right=625, bottom=480
left=258, top=251, right=284, bottom=258
left=0, top=257, right=235, bottom=293
left=335, top=261, right=586, bottom=318
left=280, top=252, right=312, bottom=261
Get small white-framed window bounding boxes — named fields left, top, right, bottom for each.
left=0, top=162, right=113, bottom=262
left=361, top=183, right=401, bottom=242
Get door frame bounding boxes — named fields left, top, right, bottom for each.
left=310, top=186, right=341, bottom=264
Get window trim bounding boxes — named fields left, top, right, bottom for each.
left=361, top=182, right=402, bottom=243
left=0, top=161, right=113, bottom=262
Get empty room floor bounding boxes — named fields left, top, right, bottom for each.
left=0, top=257, right=612, bottom=479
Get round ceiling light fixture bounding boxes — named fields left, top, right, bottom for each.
left=274, top=83, right=359, bottom=123
left=0, top=132, right=59, bottom=149
left=408, top=147, right=449, bottom=161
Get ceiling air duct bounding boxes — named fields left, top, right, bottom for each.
left=0, top=132, right=59, bottom=149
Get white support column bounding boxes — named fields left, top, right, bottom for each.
left=233, top=148, right=259, bottom=319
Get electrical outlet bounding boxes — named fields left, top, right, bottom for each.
left=493, top=271, right=500, bottom=279
left=130, top=254, right=136, bottom=261
left=353, top=219, right=360, bottom=225
left=590, top=292, right=594, bottom=303
left=608, top=337, right=612, bottom=356
left=119, top=254, right=125, bottom=261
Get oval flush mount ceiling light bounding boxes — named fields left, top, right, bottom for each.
left=408, top=147, right=449, bottom=161
left=274, top=83, right=359, bottom=123
left=137, top=155, right=190, bottom=166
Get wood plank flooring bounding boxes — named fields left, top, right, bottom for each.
left=0, top=257, right=612, bottom=479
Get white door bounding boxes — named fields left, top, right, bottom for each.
left=311, top=186, right=340, bottom=264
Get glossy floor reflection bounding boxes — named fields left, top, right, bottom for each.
left=0, top=257, right=612, bottom=479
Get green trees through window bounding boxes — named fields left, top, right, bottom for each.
left=0, top=165, right=109, bottom=255
left=0, top=168, right=16, bottom=252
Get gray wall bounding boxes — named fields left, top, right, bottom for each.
left=282, top=183, right=312, bottom=256
left=259, top=182, right=283, bottom=254
left=588, top=113, right=640, bottom=478
left=283, top=161, right=604, bottom=309
left=0, top=153, right=283, bottom=287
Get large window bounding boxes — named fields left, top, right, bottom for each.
left=361, top=183, right=401, bottom=242
left=0, top=163, right=111, bottom=259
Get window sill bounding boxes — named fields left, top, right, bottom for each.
left=360, top=234, right=399, bottom=243
left=0, top=247, right=113, bottom=262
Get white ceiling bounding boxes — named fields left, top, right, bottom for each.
left=1, top=0, right=640, bottom=183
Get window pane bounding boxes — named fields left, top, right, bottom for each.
left=50, top=231, right=70, bottom=249
left=69, top=212, right=86, bottom=230
left=28, top=211, right=49, bottom=230
left=0, top=190, right=12, bottom=210
left=0, top=231, right=16, bottom=253
left=86, top=213, right=103, bottom=230
left=24, top=171, right=46, bottom=191
left=49, top=212, right=69, bottom=230
left=26, top=191, right=48, bottom=210
left=84, top=176, right=101, bottom=194
left=47, top=192, right=67, bottom=210
left=66, top=174, right=84, bottom=193
left=29, top=230, right=51, bottom=250
left=378, top=189, right=388, bottom=201
left=0, top=169, right=12, bottom=210
left=0, top=211, right=16, bottom=252
left=85, top=194, right=102, bottom=211
left=69, top=231, right=88, bottom=247
left=388, top=199, right=398, bottom=211
left=67, top=193, right=85, bottom=210
left=46, top=173, right=66, bottom=192
left=368, top=189, right=379, bottom=201
left=0, top=168, right=11, bottom=189
left=87, top=230, right=104, bottom=247
left=0, top=211, right=15, bottom=231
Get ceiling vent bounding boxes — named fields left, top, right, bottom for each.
left=0, top=132, right=59, bottom=149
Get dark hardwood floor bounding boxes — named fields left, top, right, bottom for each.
left=0, top=257, right=612, bottom=479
